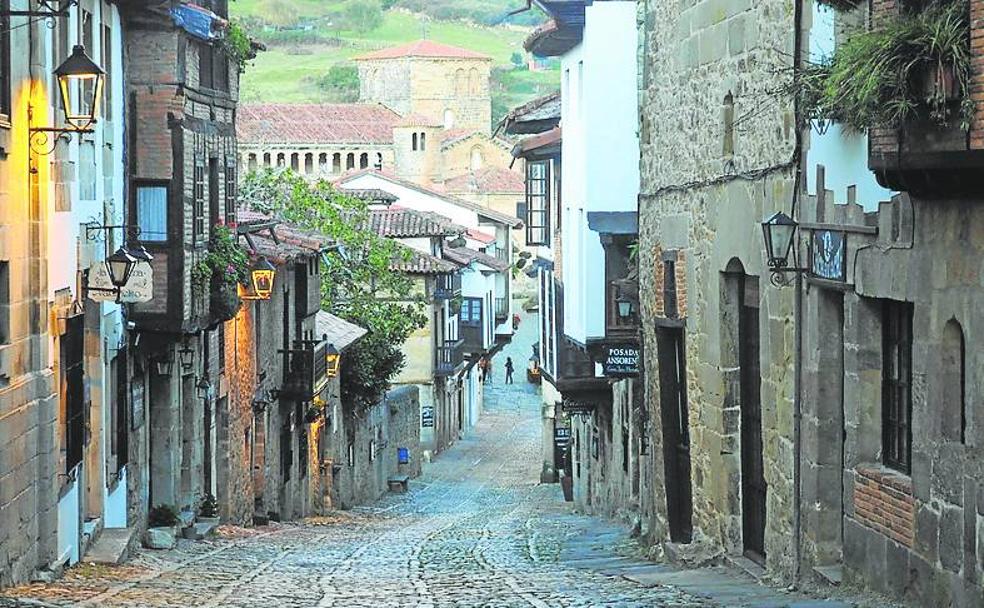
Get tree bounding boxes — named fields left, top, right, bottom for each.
left=510, top=52, right=524, bottom=68
left=315, top=64, right=361, bottom=103
left=239, top=168, right=427, bottom=412
left=343, top=0, right=384, bottom=33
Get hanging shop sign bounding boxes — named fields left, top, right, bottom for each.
left=88, top=261, right=154, bottom=303
left=602, top=344, right=640, bottom=378
left=421, top=405, right=434, bottom=428
left=809, top=229, right=846, bottom=282
left=554, top=426, right=571, bottom=450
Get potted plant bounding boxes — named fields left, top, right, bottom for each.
left=193, top=225, right=250, bottom=323
left=199, top=493, right=219, bottom=522
left=145, top=504, right=180, bottom=550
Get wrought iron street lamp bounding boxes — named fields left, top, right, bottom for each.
left=55, top=44, right=105, bottom=131
left=761, top=211, right=805, bottom=287
left=179, top=344, right=195, bottom=373
left=155, top=352, right=175, bottom=376
left=615, top=294, right=634, bottom=321
left=326, top=343, right=341, bottom=378
left=250, top=257, right=276, bottom=300
left=106, top=246, right=138, bottom=288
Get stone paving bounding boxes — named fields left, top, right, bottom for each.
left=0, top=313, right=869, bottom=608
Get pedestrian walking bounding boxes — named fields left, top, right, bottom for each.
left=505, top=357, right=514, bottom=384
left=478, top=355, right=488, bottom=383
left=485, top=356, right=493, bottom=385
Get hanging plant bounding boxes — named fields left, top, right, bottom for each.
left=798, top=0, right=973, bottom=130
left=192, top=225, right=250, bottom=290
left=221, top=21, right=259, bottom=74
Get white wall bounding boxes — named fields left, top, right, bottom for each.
left=804, top=3, right=892, bottom=211
left=560, top=1, right=639, bottom=344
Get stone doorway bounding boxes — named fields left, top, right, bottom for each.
left=656, top=325, right=692, bottom=544
left=738, top=273, right=766, bottom=563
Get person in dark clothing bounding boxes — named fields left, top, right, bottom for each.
left=505, top=357, right=514, bottom=384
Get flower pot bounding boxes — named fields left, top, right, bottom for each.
left=210, top=276, right=241, bottom=322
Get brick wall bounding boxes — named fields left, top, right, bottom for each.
left=649, top=247, right=687, bottom=320
left=853, top=464, right=915, bottom=548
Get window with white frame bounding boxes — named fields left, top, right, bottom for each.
left=136, top=184, right=168, bottom=242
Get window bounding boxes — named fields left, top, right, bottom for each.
left=136, top=185, right=168, bottom=242
left=290, top=153, right=299, bottom=171
left=663, top=258, right=678, bottom=318
left=346, top=153, right=355, bottom=170
left=224, top=160, right=237, bottom=225
left=419, top=132, right=426, bottom=151
left=333, top=153, right=341, bottom=173
left=208, top=157, right=220, bottom=226
left=882, top=300, right=913, bottom=474
left=247, top=153, right=257, bottom=171
left=525, top=161, right=550, bottom=245
left=111, top=349, right=129, bottom=475
left=198, top=42, right=229, bottom=93
left=305, top=153, right=313, bottom=173
left=347, top=442, right=355, bottom=467
left=101, top=24, right=112, bottom=122
left=369, top=439, right=376, bottom=462
left=359, top=152, right=368, bottom=169
left=375, top=153, right=383, bottom=170
left=262, top=152, right=270, bottom=166
left=723, top=92, right=735, bottom=157
left=460, top=297, right=482, bottom=326
left=63, top=315, right=85, bottom=475
left=0, top=0, right=9, bottom=123
left=193, top=162, right=206, bottom=240
left=217, top=323, right=226, bottom=372
left=412, top=133, right=418, bottom=151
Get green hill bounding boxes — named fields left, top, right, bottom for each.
left=231, top=0, right=558, bottom=125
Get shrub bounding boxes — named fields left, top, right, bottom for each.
left=148, top=504, right=180, bottom=528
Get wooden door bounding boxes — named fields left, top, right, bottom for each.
left=739, top=277, right=766, bottom=562
left=657, top=327, right=693, bottom=544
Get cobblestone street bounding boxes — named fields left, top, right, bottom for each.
left=0, top=317, right=861, bottom=608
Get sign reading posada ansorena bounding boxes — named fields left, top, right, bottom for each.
left=603, top=344, right=640, bottom=377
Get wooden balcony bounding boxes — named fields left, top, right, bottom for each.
left=434, top=273, right=462, bottom=301
left=435, top=340, right=464, bottom=376
left=281, top=339, right=329, bottom=401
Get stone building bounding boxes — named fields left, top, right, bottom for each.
left=238, top=40, right=523, bottom=217
left=121, top=0, right=245, bottom=528
left=637, top=0, right=798, bottom=574
left=0, top=0, right=131, bottom=583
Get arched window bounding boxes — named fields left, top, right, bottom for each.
left=412, top=132, right=418, bottom=151
left=276, top=153, right=285, bottom=167
left=942, top=319, right=966, bottom=444
left=419, top=132, right=426, bottom=151
left=375, top=153, right=384, bottom=170
left=444, top=109, right=456, bottom=130
left=262, top=152, right=271, bottom=167
left=304, top=153, right=314, bottom=173
left=318, top=153, right=328, bottom=171
left=290, top=153, right=300, bottom=171
left=359, top=153, right=369, bottom=169
left=470, top=146, right=484, bottom=171
left=346, top=153, right=355, bottom=170
left=332, top=153, right=342, bottom=174
left=723, top=91, right=735, bottom=157
left=247, top=153, right=257, bottom=171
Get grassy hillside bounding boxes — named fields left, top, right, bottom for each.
left=231, top=0, right=558, bottom=124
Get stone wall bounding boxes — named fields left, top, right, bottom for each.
left=638, top=0, right=798, bottom=578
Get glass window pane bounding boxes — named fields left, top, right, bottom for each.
left=137, top=186, right=168, bottom=242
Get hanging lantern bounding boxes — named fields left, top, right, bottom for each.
left=55, top=44, right=105, bottom=131
left=155, top=352, right=175, bottom=376
left=250, top=257, right=276, bottom=300
left=326, top=343, right=341, bottom=378
left=616, top=294, right=635, bottom=320
left=178, top=344, right=195, bottom=372
left=761, top=211, right=798, bottom=270
left=106, top=246, right=138, bottom=288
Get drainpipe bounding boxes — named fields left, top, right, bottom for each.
left=791, top=0, right=805, bottom=585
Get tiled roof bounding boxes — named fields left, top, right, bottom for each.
left=498, top=91, right=562, bottom=135
left=443, top=167, right=525, bottom=195
left=235, top=210, right=334, bottom=265
left=315, top=311, right=368, bottom=352
left=467, top=228, right=496, bottom=244
left=443, top=246, right=510, bottom=273
left=440, top=129, right=477, bottom=149
left=342, top=188, right=399, bottom=204
left=513, top=126, right=562, bottom=159
left=337, top=169, right=523, bottom=228
left=355, top=40, right=491, bottom=61
left=238, top=103, right=401, bottom=145
left=370, top=208, right=463, bottom=238
left=393, top=247, right=459, bottom=275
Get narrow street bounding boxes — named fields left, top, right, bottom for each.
left=0, top=312, right=859, bottom=608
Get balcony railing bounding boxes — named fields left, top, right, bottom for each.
left=435, top=340, right=464, bottom=376
left=495, top=297, right=508, bottom=322
left=281, top=339, right=329, bottom=400
left=434, top=273, right=462, bottom=300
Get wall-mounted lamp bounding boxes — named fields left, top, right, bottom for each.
left=761, top=211, right=805, bottom=287
left=1, top=0, right=77, bottom=19
left=29, top=42, right=105, bottom=155
left=196, top=377, right=214, bottom=400
left=82, top=224, right=152, bottom=301
left=178, top=344, right=195, bottom=373
left=326, top=343, right=341, bottom=378
left=250, top=257, right=276, bottom=300
left=155, top=352, right=175, bottom=377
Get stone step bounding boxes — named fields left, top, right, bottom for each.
left=178, top=510, right=196, bottom=529
left=182, top=521, right=219, bottom=541
left=84, top=527, right=137, bottom=565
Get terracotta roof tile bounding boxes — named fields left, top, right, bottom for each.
left=443, top=246, right=510, bottom=272
left=393, top=248, right=459, bottom=275
left=354, top=40, right=492, bottom=61
left=370, top=208, right=463, bottom=238
left=443, top=167, right=525, bottom=195
left=397, top=112, right=442, bottom=127
left=238, top=103, right=401, bottom=146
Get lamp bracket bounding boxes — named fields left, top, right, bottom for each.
left=84, top=222, right=142, bottom=243
left=3, top=0, right=77, bottom=18
left=28, top=126, right=92, bottom=157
